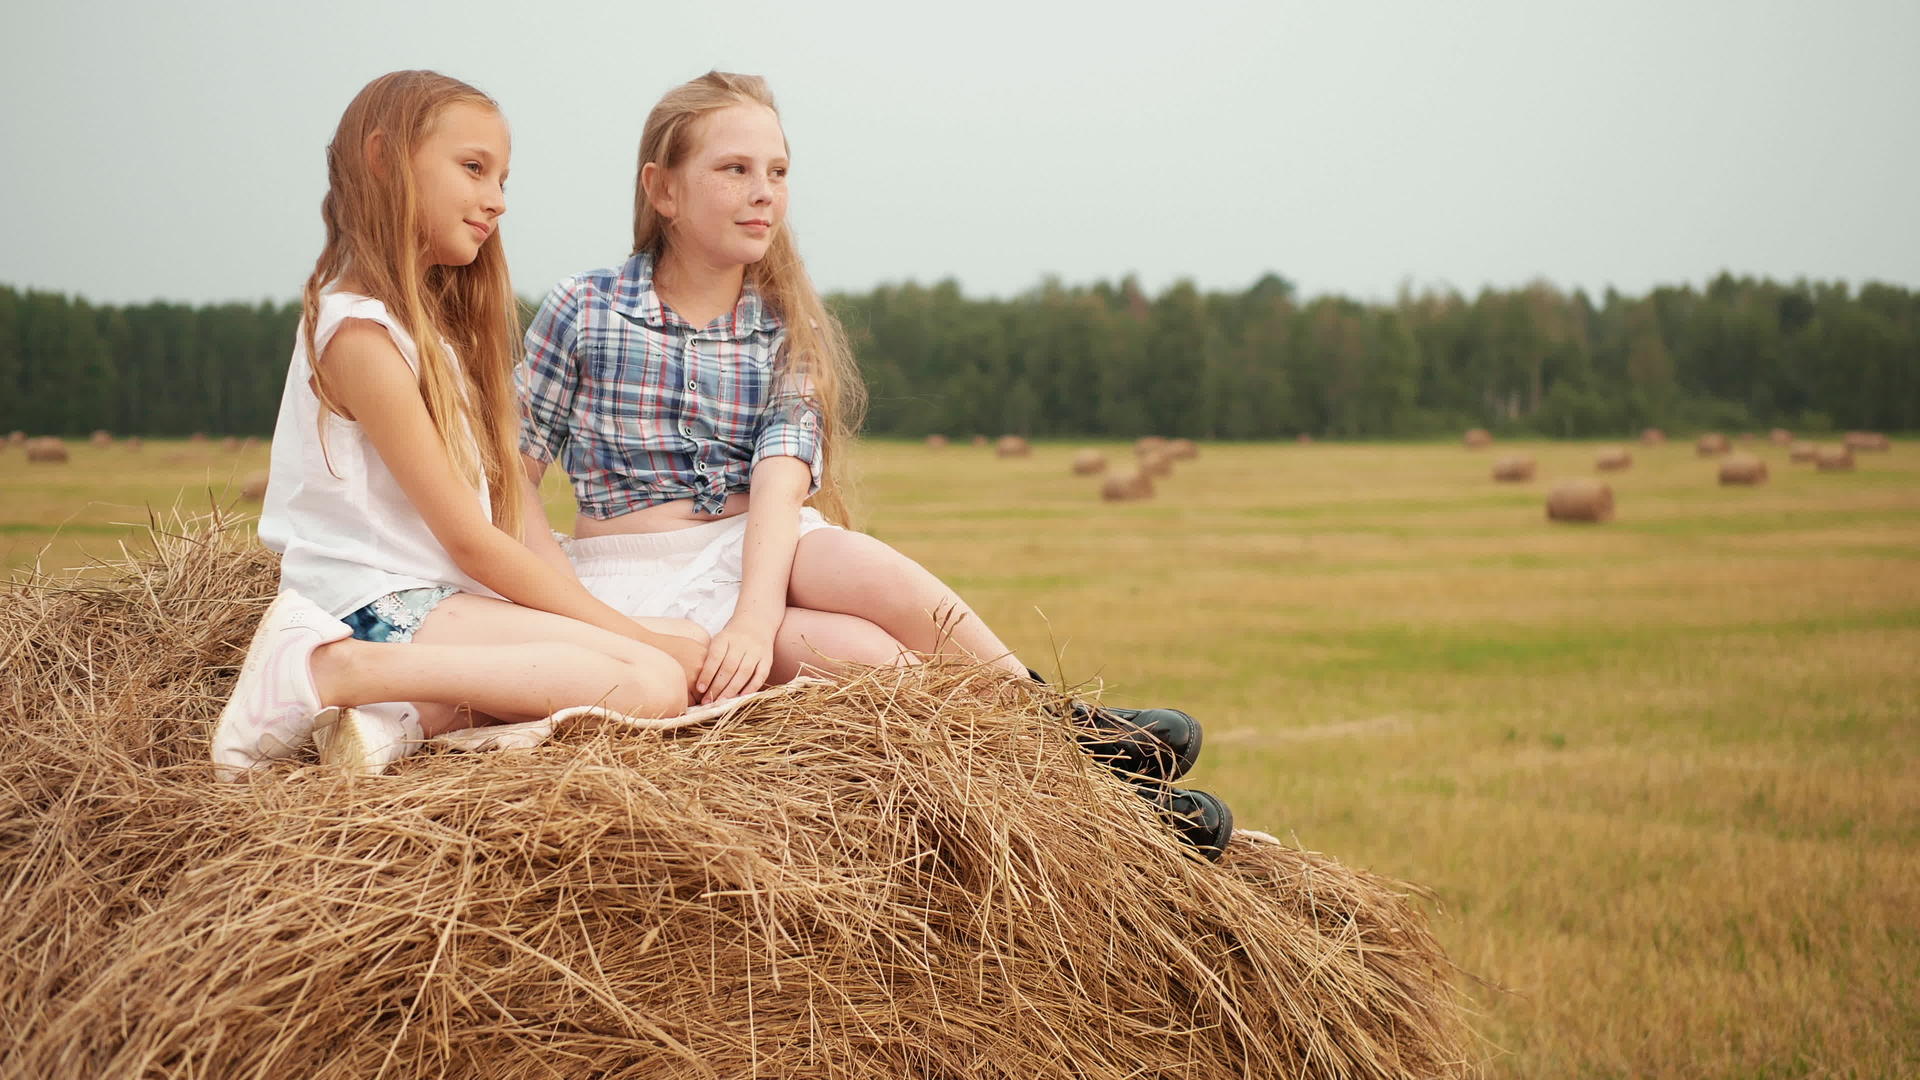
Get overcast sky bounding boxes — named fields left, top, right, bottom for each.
left=3, top=0, right=1915, bottom=307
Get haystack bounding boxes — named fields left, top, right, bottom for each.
left=994, top=435, right=1032, bottom=458
left=1814, top=446, right=1855, bottom=472
left=1695, top=433, right=1730, bottom=456
left=7, top=429, right=25, bottom=446
left=1546, top=479, right=1613, bottom=523
left=90, top=429, right=114, bottom=447
left=1843, top=431, right=1890, bottom=452
left=1, top=519, right=1471, bottom=1079
left=1138, top=448, right=1174, bottom=478
left=1718, top=454, right=1768, bottom=485
left=220, top=436, right=242, bottom=453
left=1134, top=436, right=1168, bottom=457
left=1462, top=428, right=1492, bottom=449
left=1099, top=471, right=1154, bottom=501
left=239, top=470, right=270, bottom=501
left=924, top=434, right=949, bottom=449
left=1167, top=438, right=1199, bottom=461
left=969, top=434, right=988, bottom=448
left=1297, top=433, right=1315, bottom=445
left=1594, top=447, right=1632, bottom=472
left=1788, top=441, right=1816, bottom=463
left=25, top=437, right=68, bottom=464
left=188, top=432, right=209, bottom=445
left=1768, top=428, right=1794, bottom=446
left=1490, top=455, right=1534, bottom=482
left=1070, top=449, right=1108, bottom=476
left=1640, top=428, right=1666, bottom=446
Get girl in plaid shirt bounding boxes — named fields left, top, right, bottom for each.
left=212, top=71, right=707, bottom=781
left=519, top=72, right=1234, bottom=857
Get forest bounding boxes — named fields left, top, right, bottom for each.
left=2, top=272, right=1914, bottom=439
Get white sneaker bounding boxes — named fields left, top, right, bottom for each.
left=313, top=701, right=425, bottom=777
left=211, top=589, right=350, bottom=780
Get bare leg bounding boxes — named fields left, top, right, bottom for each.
left=786, top=529, right=1026, bottom=677
left=769, top=606, right=918, bottom=685
left=307, top=595, right=698, bottom=736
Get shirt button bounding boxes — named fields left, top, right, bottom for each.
left=686, top=380, right=697, bottom=392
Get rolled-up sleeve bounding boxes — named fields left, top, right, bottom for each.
left=517, top=280, right=582, bottom=464
left=751, top=359, right=824, bottom=493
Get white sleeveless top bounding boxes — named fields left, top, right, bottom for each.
left=258, top=291, right=497, bottom=618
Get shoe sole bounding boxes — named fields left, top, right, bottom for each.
left=314, top=706, right=394, bottom=778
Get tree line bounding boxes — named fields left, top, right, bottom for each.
left=2, top=273, right=1914, bottom=439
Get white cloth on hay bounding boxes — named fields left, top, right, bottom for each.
left=427, top=677, right=831, bottom=753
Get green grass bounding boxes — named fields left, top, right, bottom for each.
left=5, top=434, right=1918, bottom=1077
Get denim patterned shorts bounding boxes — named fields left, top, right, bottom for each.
left=341, top=585, right=458, bottom=643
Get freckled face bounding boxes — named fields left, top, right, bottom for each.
left=410, top=101, right=510, bottom=266
left=654, top=103, right=789, bottom=269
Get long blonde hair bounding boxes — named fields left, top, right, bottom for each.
left=632, top=71, right=865, bottom=526
left=302, top=69, right=522, bottom=538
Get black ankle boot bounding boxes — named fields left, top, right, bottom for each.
left=1140, top=783, right=1234, bottom=861
left=1028, top=669, right=1203, bottom=783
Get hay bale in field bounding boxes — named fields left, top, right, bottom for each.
left=994, top=435, right=1031, bottom=458
left=0, top=520, right=1469, bottom=1079
left=1462, top=428, right=1492, bottom=449
left=1490, top=455, right=1535, bottom=482
left=1768, top=428, right=1794, bottom=446
left=1718, top=453, right=1768, bottom=485
left=1138, top=448, right=1174, bottom=478
left=1594, top=446, right=1632, bottom=472
left=1546, top=478, right=1613, bottom=523
left=969, top=434, right=987, bottom=447
left=1695, top=432, right=1730, bottom=456
left=7, top=429, right=25, bottom=447
left=188, top=432, right=209, bottom=445
left=1843, top=431, right=1890, bottom=452
left=1100, top=471, right=1154, bottom=501
left=1167, top=438, right=1198, bottom=461
left=924, top=434, right=949, bottom=449
left=90, top=430, right=113, bottom=447
left=1788, top=441, right=1816, bottom=463
left=1070, top=449, right=1108, bottom=475
left=220, top=436, right=242, bottom=453
left=1133, top=436, right=1169, bottom=457
left=1296, top=432, right=1315, bottom=445
left=1640, top=428, right=1666, bottom=446
left=25, top=437, right=69, bottom=464
left=238, top=470, right=270, bottom=501
left=125, top=436, right=143, bottom=452
left=1814, top=446, right=1854, bottom=472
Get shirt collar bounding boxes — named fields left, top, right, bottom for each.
left=611, top=250, right=783, bottom=336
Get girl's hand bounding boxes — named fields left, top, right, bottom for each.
left=697, top=617, right=776, bottom=704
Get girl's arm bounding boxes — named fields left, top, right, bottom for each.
left=696, top=455, right=810, bottom=702
left=518, top=453, right=576, bottom=578
left=319, top=321, right=704, bottom=682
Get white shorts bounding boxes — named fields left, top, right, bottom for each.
left=566, top=508, right=842, bottom=636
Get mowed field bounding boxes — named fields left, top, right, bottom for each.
left=5, top=436, right=1918, bottom=1077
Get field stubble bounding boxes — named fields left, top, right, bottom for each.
left=4, top=436, right=1917, bottom=1077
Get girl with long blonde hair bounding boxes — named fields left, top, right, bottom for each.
left=213, top=70, right=707, bottom=781
left=518, top=72, right=1233, bottom=856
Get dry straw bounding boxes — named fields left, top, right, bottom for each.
left=1462, top=429, right=1492, bottom=449
left=1, top=516, right=1471, bottom=1079
left=90, top=430, right=114, bottom=447
left=1718, top=454, right=1768, bottom=485
left=994, top=435, right=1032, bottom=458
left=239, top=470, right=271, bottom=501
left=1167, top=438, right=1199, bottom=461
left=1134, top=436, right=1169, bottom=457
left=1138, top=449, right=1174, bottom=478
left=1100, top=471, right=1155, bottom=501
left=924, top=434, right=949, bottom=449
left=1814, top=446, right=1855, bottom=472
left=1489, top=455, right=1535, bottom=482
left=1593, top=447, right=1632, bottom=472
left=1695, top=433, right=1730, bottom=457
left=1546, top=478, right=1613, bottom=523
left=1843, top=431, right=1890, bottom=452
left=25, top=437, right=69, bottom=464
left=1768, top=428, right=1794, bottom=446
left=1788, top=441, right=1817, bottom=463
left=1640, top=428, right=1666, bottom=446
left=1070, top=449, right=1108, bottom=476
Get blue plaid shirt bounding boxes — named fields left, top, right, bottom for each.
left=518, top=252, right=823, bottom=518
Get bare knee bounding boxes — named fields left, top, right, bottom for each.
left=613, top=649, right=689, bottom=717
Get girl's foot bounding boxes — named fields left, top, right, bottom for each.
left=1142, top=785, right=1235, bottom=862
left=1027, top=668, right=1203, bottom=782
left=211, top=589, right=350, bottom=780
left=313, top=702, right=425, bottom=777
